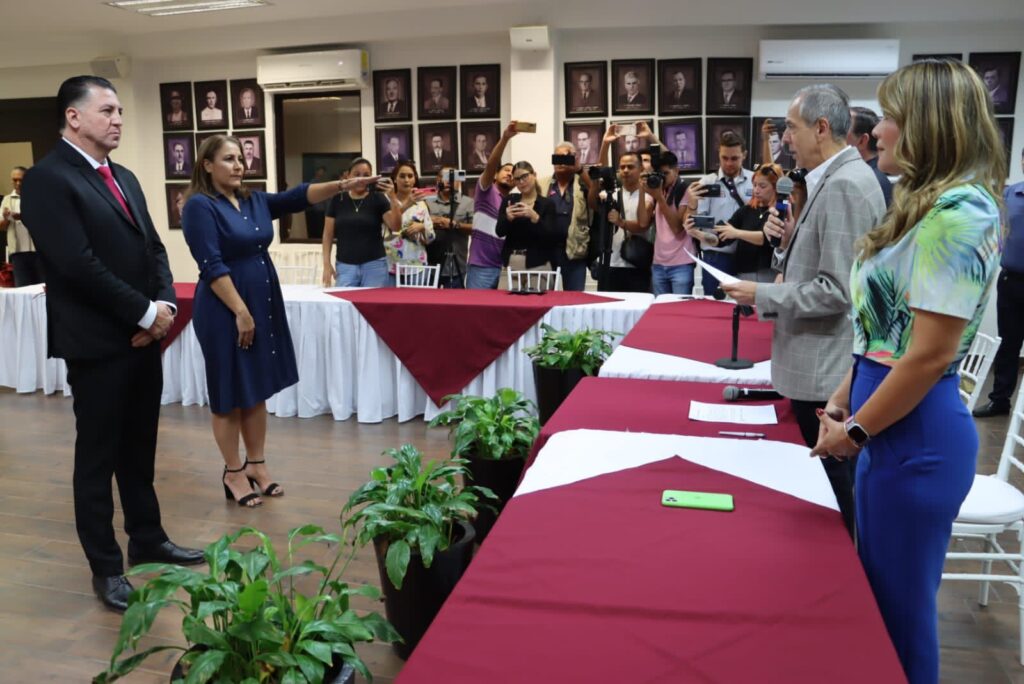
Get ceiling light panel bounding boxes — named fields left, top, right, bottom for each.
left=105, top=0, right=269, bottom=16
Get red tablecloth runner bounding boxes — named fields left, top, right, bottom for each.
left=622, top=299, right=772, bottom=364
left=161, top=282, right=196, bottom=352
left=328, top=288, right=616, bottom=404
left=398, top=456, right=905, bottom=683
left=527, top=376, right=803, bottom=470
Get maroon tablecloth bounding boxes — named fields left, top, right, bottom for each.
left=622, top=299, right=772, bottom=364
left=161, top=282, right=196, bottom=352
left=527, top=376, right=803, bottom=471
left=328, top=288, right=616, bottom=404
left=397, top=456, right=905, bottom=683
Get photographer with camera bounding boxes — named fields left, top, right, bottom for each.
left=635, top=123, right=695, bottom=295
left=321, top=157, right=402, bottom=287
left=586, top=124, right=653, bottom=293
left=537, top=142, right=593, bottom=291
left=682, top=130, right=753, bottom=297
left=425, top=166, right=473, bottom=288
left=466, top=121, right=518, bottom=289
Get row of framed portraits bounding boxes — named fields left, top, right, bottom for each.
left=373, top=64, right=500, bottom=123
left=564, top=58, right=752, bottom=119
left=374, top=121, right=503, bottom=176
left=164, top=181, right=266, bottom=230
left=159, top=79, right=266, bottom=132
left=912, top=51, right=1020, bottom=115
left=162, top=130, right=267, bottom=181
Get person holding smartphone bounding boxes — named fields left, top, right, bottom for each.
left=321, top=157, right=402, bottom=287
left=538, top=143, right=593, bottom=291
left=384, top=161, right=435, bottom=284
left=496, top=161, right=559, bottom=276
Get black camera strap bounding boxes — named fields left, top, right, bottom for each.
left=721, top=175, right=746, bottom=210
left=616, top=188, right=625, bottom=233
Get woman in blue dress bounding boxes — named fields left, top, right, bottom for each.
left=182, top=134, right=375, bottom=506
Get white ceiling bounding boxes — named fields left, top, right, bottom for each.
left=6, top=0, right=1024, bottom=69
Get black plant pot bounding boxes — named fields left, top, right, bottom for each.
left=533, top=363, right=588, bottom=424
left=170, top=650, right=355, bottom=683
left=373, top=520, right=475, bottom=660
left=466, top=454, right=526, bottom=543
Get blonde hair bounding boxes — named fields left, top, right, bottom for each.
left=858, top=60, right=1005, bottom=259
left=186, top=134, right=251, bottom=201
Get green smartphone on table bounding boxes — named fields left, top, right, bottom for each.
left=661, top=489, right=735, bottom=512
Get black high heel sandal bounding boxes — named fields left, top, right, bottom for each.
left=245, top=459, right=283, bottom=497
left=223, top=465, right=262, bottom=507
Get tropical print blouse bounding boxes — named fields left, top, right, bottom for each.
left=850, top=184, right=1001, bottom=375
left=384, top=200, right=435, bottom=275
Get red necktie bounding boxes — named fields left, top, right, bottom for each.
left=97, top=165, right=135, bottom=224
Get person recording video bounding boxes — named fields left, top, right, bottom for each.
left=425, top=167, right=473, bottom=288
left=538, top=142, right=593, bottom=291
left=496, top=161, right=559, bottom=278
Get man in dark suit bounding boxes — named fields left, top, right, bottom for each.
left=242, top=140, right=262, bottom=174
left=380, top=77, right=406, bottom=116
left=21, top=76, right=202, bottom=613
left=617, top=71, right=648, bottom=108
left=237, top=87, right=260, bottom=122
left=463, top=74, right=491, bottom=114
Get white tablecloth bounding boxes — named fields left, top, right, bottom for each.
left=161, top=286, right=653, bottom=423
left=0, top=284, right=68, bottom=394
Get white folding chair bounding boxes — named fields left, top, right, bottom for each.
left=274, top=265, right=318, bottom=285
left=396, top=263, right=440, bottom=289
left=958, top=332, right=1001, bottom=412
left=943, top=379, right=1024, bottom=664
left=507, top=267, right=562, bottom=292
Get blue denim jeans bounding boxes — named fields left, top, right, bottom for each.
left=336, top=257, right=389, bottom=287
left=556, top=253, right=589, bottom=291
left=698, top=250, right=735, bottom=297
left=465, top=265, right=501, bottom=290
left=651, top=263, right=695, bottom=296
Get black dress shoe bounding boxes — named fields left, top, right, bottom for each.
left=973, top=401, right=1010, bottom=418
left=92, top=575, right=133, bottom=612
left=128, top=540, right=205, bottom=566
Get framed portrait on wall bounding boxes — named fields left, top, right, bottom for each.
left=163, top=133, right=194, bottom=180
left=611, top=59, right=655, bottom=116
left=997, top=118, right=1015, bottom=176
left=418, top=66, right=457, bottom=120
left=235, top=131, right=267, bottom=179
left=969, top=52, right=1021, bottom=115
left=912, top=53, right=962, bottom=62
left=705, top=117, right=752, bottom=173
left=194, top=130, right=226, bottom=156
left=752, top=116, right=795, bottom=170
left=374, top=69, right=412, bottom=122
left=165, top=183, right=188, bottom=229
left=376, top=125, right=413, bottom=174
left=564, top=61, right=607, bottom=118
left=230, top=79, right=266, bottom=129
left=418, top=122, right=458, bottom=174
left=562, top=121, right=605, bottom=166
left=159, top=82, right=192, bottom=131
left=609, top=118, right=653, bottom=167
left=460, top=64, right=501, bottom=119
left=706, top=58, right=753, bottom=116
left=193, top=80, right=229, bottom=129
left=461, top=121, right=501, bottom=174
left=658, top=59, right=701, bottom=116
left=659, top=118, right=703, bottom=173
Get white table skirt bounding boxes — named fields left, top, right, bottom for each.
left=161, top=286, right=653, bottom=423
left=0, top=284, right=68, bottom=395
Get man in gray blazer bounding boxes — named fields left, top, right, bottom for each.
left=722, top=84, right=886, bottom=535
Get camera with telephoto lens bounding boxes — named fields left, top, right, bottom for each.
left=645, top=172, right=664, bottom=189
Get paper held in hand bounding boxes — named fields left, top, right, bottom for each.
left=685, top=248, right=739, bottom=286
left=689, top=400, right=779, bottom=425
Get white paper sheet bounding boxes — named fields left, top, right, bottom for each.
left=688, top=400, right=778, bottom=425
left=686, top=248, right=739, bottom=286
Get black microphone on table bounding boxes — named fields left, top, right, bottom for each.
left=722, top=385, right=783, bottom=402
left=768, top=175, right=794, bottom=249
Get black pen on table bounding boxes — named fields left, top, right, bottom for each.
left=718, top=431, right=766, bottom=439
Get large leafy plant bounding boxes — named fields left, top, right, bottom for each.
left=429, top=388, right=540, bottom=461
left=524, top=323, right=619, bottom=376
left=341, top=444, right=496, bottom=590
left=94, top=525, right=398, bottom=684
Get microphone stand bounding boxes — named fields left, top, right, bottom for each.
left=715, top=304, right=755, bottom=369
left=439, top=177, right=464, bottom=288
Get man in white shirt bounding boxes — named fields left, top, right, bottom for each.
left=200, top=90, right=223, bottom=122
left=0, top=166, right=42, bottom=285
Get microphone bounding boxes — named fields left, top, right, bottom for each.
left=769, top=175, right=794, bottom=249
left=722, top=385, right=784, bottom=402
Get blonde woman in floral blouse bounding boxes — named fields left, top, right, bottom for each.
left=385, top=161, right=434, bottom=284
left=811, top=60, right=1004, bottom=684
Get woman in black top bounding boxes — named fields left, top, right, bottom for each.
left=495, top=161, right=560, bottom=270
left=321, top=158, right=402, bottom=287
left=712, top=163, right=782, bottom=282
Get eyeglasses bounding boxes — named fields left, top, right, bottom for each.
left=513, top=173, right=532, bottom=182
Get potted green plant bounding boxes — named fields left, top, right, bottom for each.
left=341, top=444, right=496, bottom=660
left=93, top=524, right=398, bottom=684
left=525, top=323, right=619, bottom=423
left=429, top=388, right=540, bottom=542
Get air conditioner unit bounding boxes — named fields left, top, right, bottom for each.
left=257, top=49, right=369, bottom=92
left=758, top=40, right=899, bottom=80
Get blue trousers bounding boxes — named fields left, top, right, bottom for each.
left=851, top=356, right=976, bottom=684
left=652, top=263, right=695, bottom=295
left=698, top=250, right=735, bottom=297
left=466, top=265, right=501, bottom=290
left=336, top=257, right=389, bottom=287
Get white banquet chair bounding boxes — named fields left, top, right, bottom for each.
left=508, top=267, right=562, bottom=292
left=958, top=332, right=1001, bottom=412
left=396, top=263, right=440, bottom=288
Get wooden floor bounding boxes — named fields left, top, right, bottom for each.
left=1, top=384, right=1023, bottom=683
